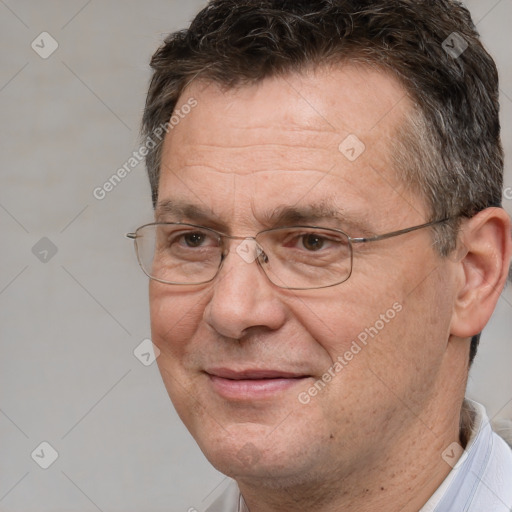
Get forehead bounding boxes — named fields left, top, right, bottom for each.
left=158, top=63, right=424, bottom=229
left=165, top=63, right=411, bottom=158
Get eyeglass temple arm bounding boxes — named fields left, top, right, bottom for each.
left=349, top=218, right=451, bottom=244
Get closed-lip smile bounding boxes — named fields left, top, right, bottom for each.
left=204, top=367, right=310, bottom=400
left=206, top=368, right=308, bottom=379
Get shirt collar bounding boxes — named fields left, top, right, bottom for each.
left=420, top=398, right=511, bottom=511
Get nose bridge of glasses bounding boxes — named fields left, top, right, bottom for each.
left=223, top=235, right=265, bottom=265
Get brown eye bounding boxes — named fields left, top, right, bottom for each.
left=301, top=234, right=325, bottom=251
left=183, top=232, right=207, bottom=247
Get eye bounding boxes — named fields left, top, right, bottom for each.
left=301, top=233, right=326, bottom=251
left=182, top=232, right=208, bottom=248
left=279, top=229, right=341, bottom=253
left=163, top=227, right=219, bottom=250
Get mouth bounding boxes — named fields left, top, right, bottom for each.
left=204, top=368, right=311, bottom=400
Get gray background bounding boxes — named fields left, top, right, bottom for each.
left=1, top=1, right=511, bottom=511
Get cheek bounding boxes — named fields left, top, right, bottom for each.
left=287, top=275, right=437, bottom=402
left=150, top=285, right=211, bottom=423
left=149, top=283, right=210, bottom=369
left=356, top=265, right=455, bottom=403
left=287, top=287, right=402, bottom=360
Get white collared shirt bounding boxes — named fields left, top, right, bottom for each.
left=205, top=400, right=512, bottom=511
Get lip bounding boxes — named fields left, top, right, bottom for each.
left=205, top=368, right=310, bottom=400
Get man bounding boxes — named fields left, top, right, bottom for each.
left=128, top=0, right=512, bottom=510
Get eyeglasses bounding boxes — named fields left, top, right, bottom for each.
left=126, top=218, right=450, bottom=290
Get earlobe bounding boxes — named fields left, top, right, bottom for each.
left=450, top=208, right=512, bottom=338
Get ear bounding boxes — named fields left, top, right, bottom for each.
left=450, top=208, right=512, bottom=338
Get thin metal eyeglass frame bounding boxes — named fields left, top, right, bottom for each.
left=126, top=217, right=452, bottom=290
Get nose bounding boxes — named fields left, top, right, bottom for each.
left=203, top=239, right=287, bottom=339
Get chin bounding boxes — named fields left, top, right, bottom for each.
left=193, top=423, right=316, bottom=485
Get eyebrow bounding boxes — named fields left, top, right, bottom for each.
left=261, top=204, right=353, bottom=227
left=155, top=199, right=372, bottom=235
left=155, top=199, right=225, bottom=229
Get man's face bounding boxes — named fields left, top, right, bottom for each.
left=150, top=64, right=458, bottom=486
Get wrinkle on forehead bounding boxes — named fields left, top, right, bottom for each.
left=174, top=62, right=411, bottom=135
left=158, top=63, right=424, bottom=234
left=161, top=64, right=412, bottom=184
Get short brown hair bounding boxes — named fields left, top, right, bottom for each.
left=142, top=0, right=504, bottom=363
